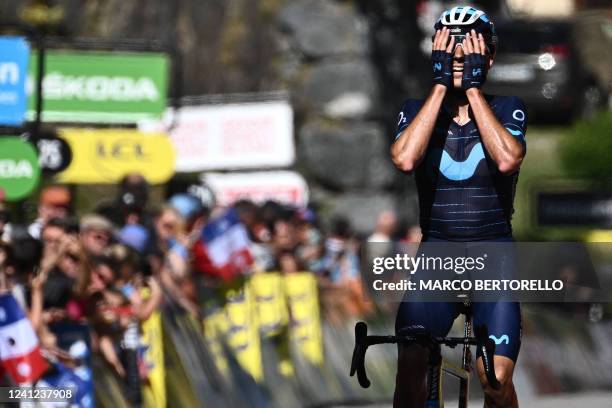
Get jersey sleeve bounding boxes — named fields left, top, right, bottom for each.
left=395, top=99, right=423, bottom=140
left=498, top=96, right=528, bottom=148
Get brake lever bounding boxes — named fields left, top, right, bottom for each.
left=350, top=321, right=371, bottom=388
left=475, top=325, right=501, bottom=390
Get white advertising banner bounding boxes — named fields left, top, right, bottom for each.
left=203, top=171, right=309, bottom=208
left=156, top=101, right=294, bottom=172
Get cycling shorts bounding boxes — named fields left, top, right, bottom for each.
left=395, top=236, right=522, bottom=362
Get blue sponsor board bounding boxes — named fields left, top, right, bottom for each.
left=0, top=37, right=30, bottom=126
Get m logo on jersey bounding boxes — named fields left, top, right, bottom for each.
left=489, top=334, right=510, bottom=345
left=438, top=142, right=485, bottom=181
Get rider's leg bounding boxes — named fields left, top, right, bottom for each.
left=472, top=301, right=522, bottom=408
left=476, top=355, right=518, bottom=408
left=394, top=344, right=429, bottom=407
left=394, top=301, right=459, bottom=407
left=470, top=235, right=522, bottom=408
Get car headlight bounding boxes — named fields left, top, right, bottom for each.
left=538, top=53, right=556, bottom=71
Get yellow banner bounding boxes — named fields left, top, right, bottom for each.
left=141, top=306, right=166, bottom=408
left=57, top=128, right=175, bottom=184
left=222, top=285, right=264, bottom=382
left=284, top=273, right=324, bottom=366
left=202, top=308, right=230, bottom=378
left=249, top=272, right=288, bottom=337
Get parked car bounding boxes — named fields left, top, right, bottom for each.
left=484, top=19, right=608, bottom=122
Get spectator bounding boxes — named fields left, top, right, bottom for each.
left=1, top=193, right=385, bottom=400
left=118, top=224, right=150, bottom=254
left=168, top=193, right=209, bottom=239
left=272, top=219, right=297, bottom=252
left=235, top=199, right=275, bottom=272
left=41, top=217, right=70, bottom=255
left=41, top=234, right=91, bottom=309
left=97, top=173, right=151, bottom=227
left=367, top=210, right=399, bottom=263
left=367, top=210, right=398, bottom=243
left=1, top=235, right=43, bottom=309
left=153, top=206, right=188, bottom=276
left=80, top=214, right=114, bottom=256
left=0, top=199, right=11, bottom=242
left=28, top=186, right=71, bottom=239
left=294, top=209, right=324, bottom=273
left=153, top=206, right=186, bottom=253
left=319, top=217, right=373, bottom=324
left=277, top=249, right=302, bottom=274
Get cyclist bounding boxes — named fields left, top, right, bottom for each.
left=391, top=6, right=526, bottom=408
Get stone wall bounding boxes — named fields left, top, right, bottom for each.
left=277, top=0, right=407, bottom=234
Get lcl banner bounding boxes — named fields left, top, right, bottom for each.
left=56, top=128, right=175, bottom=184
left=0, top=37, right=30, bottom=126
left=28, top=50, right=169, bottom=123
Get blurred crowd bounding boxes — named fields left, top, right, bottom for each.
left=0, top=172, right=422, bottom=396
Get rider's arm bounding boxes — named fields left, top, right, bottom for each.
left=466, top=88, right=526, bottom=175
left=391, top=85, right=446, bottom=173
left=391, top=28, right=455, bottom=174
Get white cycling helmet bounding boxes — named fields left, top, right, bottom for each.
left=434, top=6, right=498, bottom=52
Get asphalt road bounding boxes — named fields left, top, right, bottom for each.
left=326, top=391, right=612, bottom=407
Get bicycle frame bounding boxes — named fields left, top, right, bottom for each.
left=425, top=307, right=472, bottom=408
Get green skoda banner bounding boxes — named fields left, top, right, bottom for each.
left=27, top=50, right=169, bottom=123
left=0, top=137, right=41, bottom=201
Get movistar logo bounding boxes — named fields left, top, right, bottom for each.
left=37, top=72, right=160, bottom=102
left=489, top=334, right=509, bottom=345
left=434, top=63, right=442, bottom=72
left=438, top=142, right=485, bottom=181
left=472, top=68, right=482, bottom=76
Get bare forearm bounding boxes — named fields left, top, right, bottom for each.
left=466, top=89, right=525, bottom=174
left=391, top=85, right=447, bottom=173
left=29, top=289, right=43, bottom=330
left=136, top=295, right=162, bottom=321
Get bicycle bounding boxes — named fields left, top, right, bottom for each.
left=350, top=302, right=501, bottom=407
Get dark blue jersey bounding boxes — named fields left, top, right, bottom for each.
left=395, top=95, right=527, bottom=241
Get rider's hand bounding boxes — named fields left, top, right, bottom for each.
left=431, top=27, right=455, bottom=89
left=462, top=30, right=488, bottom=90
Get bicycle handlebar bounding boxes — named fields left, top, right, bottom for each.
left=349, top=321, right=501, bottom=390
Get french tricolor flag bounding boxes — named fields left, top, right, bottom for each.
left=201, top=208, right=253, bottom=281
left=0, top=294, right=48, bottom=384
